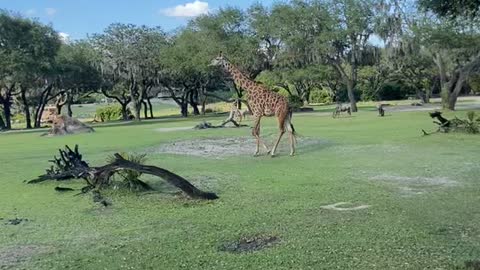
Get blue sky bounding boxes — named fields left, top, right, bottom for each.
left=0, top=0, right=274, bottom=40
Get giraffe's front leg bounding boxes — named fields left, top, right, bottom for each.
left=252, top=116, right=263, bottom=156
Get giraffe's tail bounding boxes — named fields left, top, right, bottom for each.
left=286, top=108, right=296, bottom=135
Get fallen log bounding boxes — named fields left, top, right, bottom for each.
left=27, top=145, right=218, bottom=200
left=422, top=111, right=480, bottom=135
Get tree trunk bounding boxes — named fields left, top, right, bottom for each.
left=332, top=61, right=357, bottom=112
left=20, top=87, right=32, bottom=129
left=0, top=84, right=15, bottom=130
left=346, top=80, right=358, bottom=112
left=0, top=115, right=5, bottom=130
left=446, top=71, right=468, bottom=110
left=120, top=103, right=129, bottom=121
left=201, top=96, right=207, bottom=115
left=181, top=102, right=188, bottom=117
left=142, top=100, right=148, bottom=119
left=189, top=91, right=200, bottom=115
left=129, top=78, right=141, bottom=122
left=425, top=85, right=432, bottom=104
left=35, top=102, right=48, bottom=128
left=33, top=84, right=53, bottom=128
left=147, top=98, right=154, bottom=118
left=133, top=102, right=141, bottom=121
left=2, top=104, right=11, bottom=130
left=233, top=83, right=243, bottom=109
left=434, top=53, right=447, bottom=91
left=67, top=97, right=73, bottom=117
left=445, top=56, right=480, bottom=110
left=55, top=103, right=64, bottom=115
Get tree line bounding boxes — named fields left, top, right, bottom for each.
left=1, top=0, right=479, bottom=130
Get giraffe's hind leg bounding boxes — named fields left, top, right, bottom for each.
left=252, top=116, right=269, bottom=156
left=286, top=117, right=296, bottom=156
left=270, top=114, right=287, bottom=157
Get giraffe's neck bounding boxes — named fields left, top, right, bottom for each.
left=222, top=61, right=258, bottom=95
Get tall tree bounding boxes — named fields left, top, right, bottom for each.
left=324, top=0, right=381, bottom=111
left=91, top=24, right=167, bottom=121
left=55, top=41, right=102, bottom=116
left=261, top=0, right=380, bottom=111
left=0, top=10, right=60, bottom=129
left=160, top=28, right=224, bottom=117
left=415, top=16, right=480, bottom=109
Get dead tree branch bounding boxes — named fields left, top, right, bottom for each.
left=27, top=145, right=218, bottom=200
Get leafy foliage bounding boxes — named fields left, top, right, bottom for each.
left=419, top=0, right=480, bottom=18
left=107, top=152, right=151, bottom=191
left=96, top=104, right=133, bottom=122
left=309, top=88, right=334, bottom=104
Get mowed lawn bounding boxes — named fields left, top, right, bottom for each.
left=0, top=108, right=479, bottom=269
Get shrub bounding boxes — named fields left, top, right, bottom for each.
left=378, top=82, right=415, bottom=101
left=96, top=104, right=132, bottom=122
left=336, top=87, right=362, bottom=103
left=11, top=113, right=26, bottom=123
left=107, top=153, right=151, bottom=191
left=309, top=88, right=333, bottom=104
left=288, top=95, right=303, bottom=109
left=276, top=87, right=290, bottom=98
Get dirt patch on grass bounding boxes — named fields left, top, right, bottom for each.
left=370, top=174, right=458, bottom=187
left=150, top=136, right=326, bottom=158
left=320, top=202, right=370, bottom=211
left=0, top=245, right=52, bottom=268
left=369, top=174, right=459, bottom=196
left=2, top=218, right=29, bottom=225
left=220, top=235, right=280, bottom=253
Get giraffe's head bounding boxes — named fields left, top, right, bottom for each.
left=209, top=52, right=227, bottom=67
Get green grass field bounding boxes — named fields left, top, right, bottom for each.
left=1, top=104, right=479, bottom=269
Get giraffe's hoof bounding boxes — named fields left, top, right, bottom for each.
left=289, top=153, right=295, bottom=157
left=270, top=154, right=277, bottom=158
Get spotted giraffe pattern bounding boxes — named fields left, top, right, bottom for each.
left=210, top=53, right=296, bottom=156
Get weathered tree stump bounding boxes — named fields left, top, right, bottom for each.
left=27, top=145, right=218, bottom=201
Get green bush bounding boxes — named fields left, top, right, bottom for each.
left=275, top=87, right=290, bottom=98
left=96, top=104, right=132, bottom=122
left=309, top=88, right=333, bottom=104
left=378, top=82, right=415, bottom=100
left=288, top=95, right=303, bottom=109
left=11, top=113, right=26, bottom=123
left=336, top=87, right=362, bottom=103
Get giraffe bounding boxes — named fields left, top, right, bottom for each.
left=210, top=53, right=296, bottom=157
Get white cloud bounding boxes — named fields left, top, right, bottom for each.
left=45, top=8, right=57, bottom=16
left=25, top=9, right=37, bottom=16
left=160, top=1, right=209, bottom=17
left=58, top=32, right=70, bottom=43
